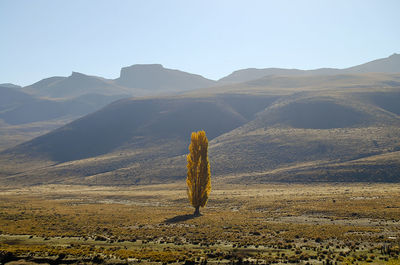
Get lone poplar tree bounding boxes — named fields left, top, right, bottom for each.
left=186, top=130, right=211, bottom=216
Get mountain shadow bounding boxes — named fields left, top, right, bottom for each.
left=7, top=95, right=277, bottom=163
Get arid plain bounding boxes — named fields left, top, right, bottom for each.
left=1, top=183, right=399, bottom=264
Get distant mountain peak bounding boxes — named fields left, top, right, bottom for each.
left=124, top=64, right=164, bottom=69
left=118, top=64, right=166, bottom=78
left=70, top=71, right=89, bottom=78
left=116, top=64, right=215, bottom=90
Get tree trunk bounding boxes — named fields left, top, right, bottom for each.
left=194, top=206, right=200, bottom=216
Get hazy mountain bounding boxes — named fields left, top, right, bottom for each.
left=22, top=65, right=217, bottom=99
left=219, top=53, right=400, bottom=84
left=0, top=84, right=126, bottom=151
left=0, top=85, right=69, bottom=125
left=1, top=72, right=400, bottom=185
left=23, top=72, right=130, bottom=99
left=343, top=53, right=400, bottom=74
left=1, top=55, right=400, bottom=185
left=218, top=68, right=311, bottom=84
left=0, top=84, right=126, bottom=125
left=0, top=83, right=21, bottom=89
left=0, top=85, right=35, bottom=109
left=23, top=76, right=66, bottom=93
left=0, top=65, right=218, bottom=151
left=0, top=85, right=73, bottom=151
left=115, top=64, right=216, bottom=91
left=0, top=85, right=75, bottom=124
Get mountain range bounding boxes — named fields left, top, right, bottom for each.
left=219, top=53, right=400, bottom=83
left=0, top=65, right=217, bottom=150
left=0, top=53, right=400, bottom=185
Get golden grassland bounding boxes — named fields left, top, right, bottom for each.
left=0, top=183, right=399, bottom=264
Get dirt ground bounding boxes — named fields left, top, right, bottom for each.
left=0, top=182, right=399, bottom=264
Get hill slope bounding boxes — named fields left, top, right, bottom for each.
left=6, top=94, right=275, bottom=163
left=1, top=73, right=400, bottom=185
left=0, top=85, right=125, bottom=150
left=344, top=53, right=400, bottom=74
left=0, top=94, right=278, bottom=184
left=219, top=53, right=400, bottom=84
left=208, top=93, right=400, bottom=179
left=1, top=65, right=217, bottom=151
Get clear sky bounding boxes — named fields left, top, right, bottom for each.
left=1, top=0, right=399, bottom=86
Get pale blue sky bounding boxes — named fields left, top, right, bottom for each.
left=1, top=0, right=399, bottom=86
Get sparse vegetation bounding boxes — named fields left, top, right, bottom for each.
left=0, top=183, right=399, bottom=264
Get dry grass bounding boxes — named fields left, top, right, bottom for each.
left=0, top=183, right=399, bottom=264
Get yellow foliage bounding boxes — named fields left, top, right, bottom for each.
left=186, top=130, right=211, bottom=213
left=387, top=259, right=400, bottom=265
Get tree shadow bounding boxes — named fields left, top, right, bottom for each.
left=163, top=213, right=201, bottom=224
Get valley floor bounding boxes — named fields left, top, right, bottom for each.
left=0, top=183, right=399, bottom=264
